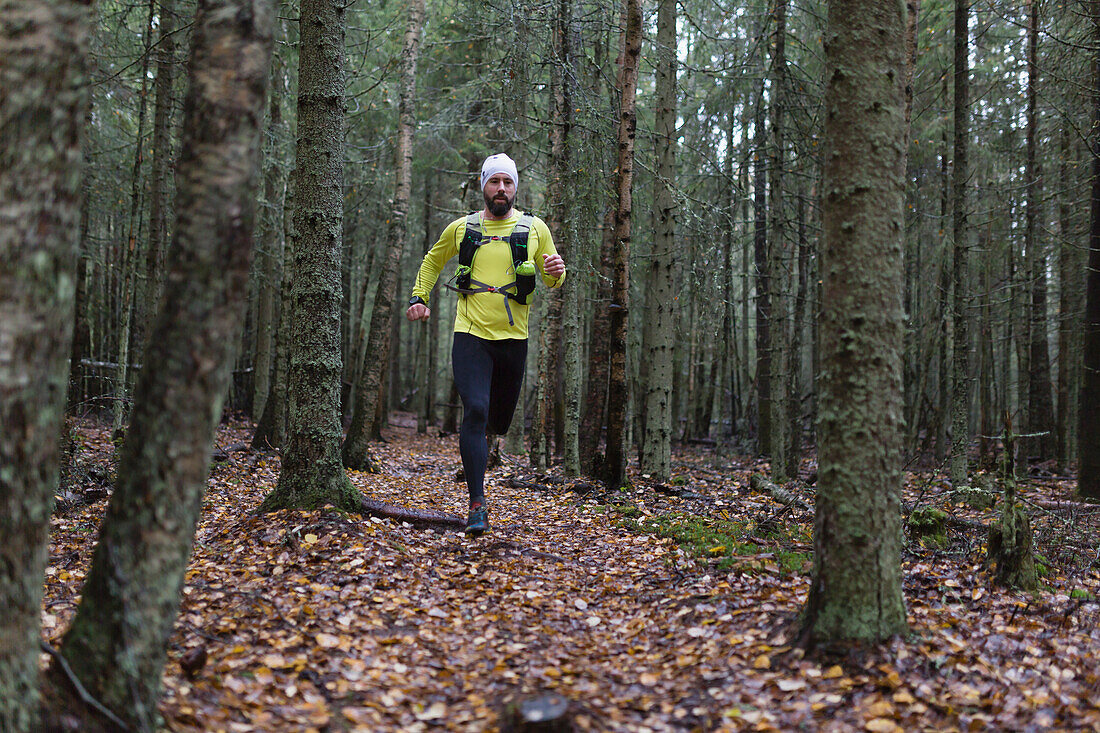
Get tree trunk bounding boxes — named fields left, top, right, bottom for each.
left=933, top=97, right=951, bottom=463
left=547, top=0, right=582, bottom=476
left=418, top=175, right=437, bottom=433
left=768, top=0, right=790, bottom=481
left=141, top=0, right=178, bottom=347
left=902, top=0, right=920, bottom=451
left=802, top=0, right=908, bottom=645
left=1079, top=0, right=1100, bottom=499
left=1056, top=124, right=1076, bottom=471
left=978, top=239, right=997, bottom=468
left=253, top=176, right=295, bottom=450
left=602, top=0, right=642, bottom=490
left=1025, top=0, right=1055, bottom=461
left=52, top=0, right=273, bottom=727
left=534, top=268, right=564, bottom=470
left=252, top=31, right=290, bottom=424
left=1012, top=232, right=1029, bottom=474
left=343, top=0, right=423, bottom=466
left=740, top=160, right=752, bottom=437
left=786, top=187, right=808, bottom=479
left=112, top=0, right=157, bottom=435
left=0, top=0, right=92, bottom=726
left=753, top=12, right=771, bottom=456
left=262, top=0, right=362, bottom=509
left=639, top=0, right=677, bottom=481
left=68, top=95, right=96, bottom=410
left=722, top=115, right=741, bottom=440
left=949, top=0, right=971, bottom=487
left=579, top=209, right=614, bottom=474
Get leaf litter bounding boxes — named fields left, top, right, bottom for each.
left=44, top=415, right=1100, bottom=731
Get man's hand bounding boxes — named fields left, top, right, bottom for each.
left=543, top=253, right=566, bottom=279
left=406, top=303, right=431, bottom=321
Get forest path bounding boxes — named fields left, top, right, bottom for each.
left=45, top=416, right=1100, bottom=731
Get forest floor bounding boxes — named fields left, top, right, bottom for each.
left=46, top=414, right=1100, bottom=732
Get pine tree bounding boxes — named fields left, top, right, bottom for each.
left=801, top=0, right=908, bottom=645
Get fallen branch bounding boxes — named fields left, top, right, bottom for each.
left=749, top=473, right=811, bottom=511
left=944, top=515, right=987, bottom=532
left=358, top=496, right=465, bottom=530
left=1027, top=500, right=1100, bottom=512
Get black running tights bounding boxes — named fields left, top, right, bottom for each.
left=451, top=332, right=527, bottom=505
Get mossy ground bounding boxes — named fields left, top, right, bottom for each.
left=603, top=505, right=810, bottom=574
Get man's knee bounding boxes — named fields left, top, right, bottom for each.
left=463, top=399, right=490, bottom=428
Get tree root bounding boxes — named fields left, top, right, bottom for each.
left=358, top=496, right=464, bottom=530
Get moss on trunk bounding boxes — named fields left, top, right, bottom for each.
left=262, top=0, right=366, bottom=508
left=801, top=0, right=909, bottom=646
left=52, top=0, right=274, bottom=727
left=0, top=0, right=91, bottom=727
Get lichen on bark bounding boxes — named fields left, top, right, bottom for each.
left=800, top=0, right=908, bottom=646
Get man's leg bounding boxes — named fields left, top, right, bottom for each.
left=486, top=338, right=528, bottom=436
left=452, top=333, right=493, bottom=509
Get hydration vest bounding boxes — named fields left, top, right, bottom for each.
left=444, top=212, right=538, bottom=325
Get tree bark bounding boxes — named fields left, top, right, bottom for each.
left=640, top=0, right=677, bottom=481
left=901, top=0, right=920, bottom=450
left=252, top=175, right=295, bottom=450
left=52, top=0, right=273, bottom=727
left=785, top=188, right=809, bottom=479
left=0, top=0, right=92, bottom=726
left=602, top=0, right=642, bottom=490
left=343, top=0, right=423, bottom=466
left=1056, top=124, right=1076, bottom=471
left=753, top=10, right=771, bottom=456
left=417, top=175, right=437, bottom=433
left=1025, top=0, right=1055, bottom=461
left=252, top=29, right=290, bottom=424
left=949, top=0, right=971, bottom=487
left=68, top=94, right=96, bottom=410
left=262, top=0, right=362, bottom=509
left=801, top=0, right=908, bottom=645
left=722, top=117, right=742, bottom=440
left=1079, top=0, right=1100, bottom=499
left=768, top=0, right=790, bottom=482
left=933, top=92, right=951, bottom=463
left=112, top=0, right=157, bottom=435
left=579, top=209, right=615, bottom=474
left=141, top=0, right=178, bottom=341
left=547, top=0, right=582, bottom=475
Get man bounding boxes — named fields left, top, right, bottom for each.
left=406, top=153, right=566, bottom=535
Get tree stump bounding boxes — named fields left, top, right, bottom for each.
left=988, top=503, right=1038, bottom=591
left=500, top=692, right=575, bottom=732
left=986, top=412, right=1038, bottom=591
left=908, top=507, right=948, bottom=548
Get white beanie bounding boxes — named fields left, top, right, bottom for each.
left=480, top=153, right=518, bottom=191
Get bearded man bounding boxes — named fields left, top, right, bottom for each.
left=406, top=153, right=566, bottom=535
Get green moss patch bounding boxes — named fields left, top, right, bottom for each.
left=610, top=506, right=809, bottom=575
left=908, top=506, right=949, bottom=549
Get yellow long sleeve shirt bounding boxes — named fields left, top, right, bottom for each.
left=410, top=210, right=564, bottom=340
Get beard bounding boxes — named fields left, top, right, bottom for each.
left=484, top=190, right=514, bottom=217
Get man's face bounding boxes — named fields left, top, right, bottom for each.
left=483, top=173, right=516, bottom=217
